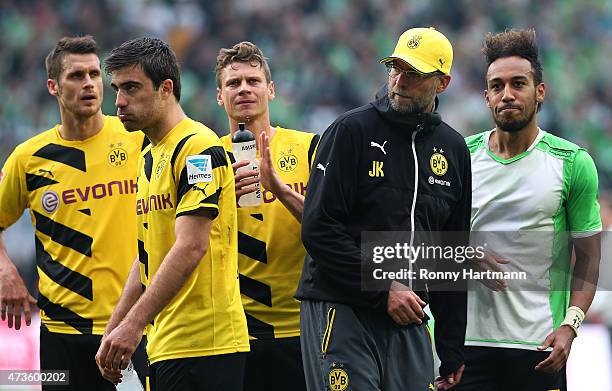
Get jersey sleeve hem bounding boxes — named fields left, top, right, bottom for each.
left=571, top=227, right=602, bottom=238
left=176, top=204, right=219, bottom=219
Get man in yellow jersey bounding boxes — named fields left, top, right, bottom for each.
left=216, top=41, right=318, bottom=391
left=0, top=36, right=148, bottom=390
left=96, top=37, right=249, bottom=391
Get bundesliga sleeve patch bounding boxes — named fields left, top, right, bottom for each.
left=186, top=154, right=213, bottom=184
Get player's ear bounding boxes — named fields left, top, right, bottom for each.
left=535, top=82, right=545, bottom=104
left=436, top=75, right=451, bottom=94
left=47, top=79, right=59, bottom=97
left=160, top=79, right=174, bottom=99
left=268, top=80, right=275, bottom=101
left=216, top=88, right=224, bottom=107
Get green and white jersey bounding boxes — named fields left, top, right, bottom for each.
left=465, top=128, right=601, bottom=350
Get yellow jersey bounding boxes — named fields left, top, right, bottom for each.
left=221, top=126, right=318, bottom=339
left=0, top=116, right=145, bottom=335
left=137, top=117, right=249, bottom=364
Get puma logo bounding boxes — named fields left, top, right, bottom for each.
left=370, top=141, right=387, bottom=155
left=192, top=184, right=209, bottom=196
left=439, top=58, right=445, bottom=67
left=37, top=169, right=54, bottom=177
left=317, top=163, right=329, bottom=176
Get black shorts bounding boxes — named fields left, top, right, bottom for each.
left=149, top=352, right=247, bottom=391
left=40, top=325, right=148, bottom=391
left=455, top=346, right=566, bottom=391
left=300, top=300, right=434, bottom=391
left=243, top=336, right=306, bottom=391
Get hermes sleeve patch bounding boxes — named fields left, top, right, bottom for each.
left=186, top=155, right=213, bottom=184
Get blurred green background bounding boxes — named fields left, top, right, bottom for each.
left=1, top=0, right=611, bottom=186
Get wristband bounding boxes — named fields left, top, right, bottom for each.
left=560, top=306, right=584, bottom=337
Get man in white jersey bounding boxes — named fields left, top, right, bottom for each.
left=456, top=29, right=602, bottom=391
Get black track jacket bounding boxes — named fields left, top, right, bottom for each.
left=296, top=87, right=471, bottom=376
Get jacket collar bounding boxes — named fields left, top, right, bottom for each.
left=371, top=84, right=441, bottom=130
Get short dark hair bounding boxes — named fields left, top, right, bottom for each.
left=215, top=41, right=271, bottom=88
left=105, top=37, right=181, bottom=101
left=483, top=28, right=543, bottom=86
left=46, top=35, right=98, bottom=80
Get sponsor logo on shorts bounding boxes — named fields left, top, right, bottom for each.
left=41, top=190, right=60, bottom=213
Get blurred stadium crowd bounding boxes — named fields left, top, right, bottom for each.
left=2, top=0, right=611, bottom=187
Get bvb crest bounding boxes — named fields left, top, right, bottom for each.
left=407, top=34, right=422, bottom=49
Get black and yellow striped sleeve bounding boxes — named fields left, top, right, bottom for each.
left=174, top=134, right=230, bottom=218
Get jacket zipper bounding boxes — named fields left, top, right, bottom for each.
left=409, top=125, right=422, bottom=290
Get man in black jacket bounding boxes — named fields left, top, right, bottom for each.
left=297, top=27, right=471, bottom=390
